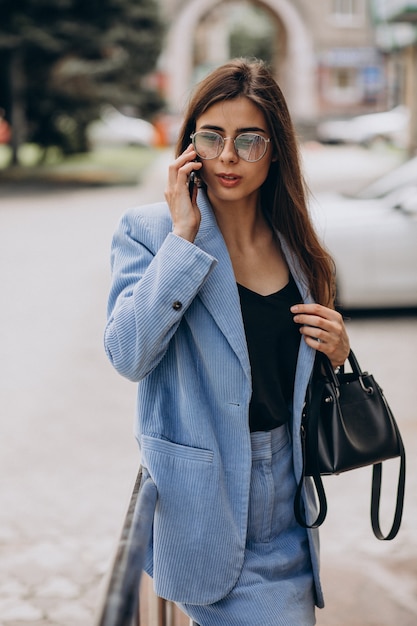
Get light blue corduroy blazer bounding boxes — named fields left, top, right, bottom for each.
left=104, top=190, right=324, bottom=608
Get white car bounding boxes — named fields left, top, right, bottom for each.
left=311, top=156, right=417, bottom=309
left=87, top=106, right=157, bottom=148
left=316, top=106, right=409, bottom=148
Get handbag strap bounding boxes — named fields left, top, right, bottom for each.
left=294, top=376, right=328, bottom=529
left=370, top=424, right=406, bottom=540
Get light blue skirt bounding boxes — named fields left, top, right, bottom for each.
left=178, top=425, right=316, bottom=626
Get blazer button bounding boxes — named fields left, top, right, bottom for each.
left=172, top=300, right=182, bottom=310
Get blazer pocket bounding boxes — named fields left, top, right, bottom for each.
left=141, top=434, right=214, bottom=464
left=139, top=434, right=240, bottom=604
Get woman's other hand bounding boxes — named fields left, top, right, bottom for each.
left=165, top=145, right=203, bottom=242
left=291, top=303, right=350, bottom=368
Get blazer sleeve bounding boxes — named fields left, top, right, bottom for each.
left=104, top=206, right=217, bottom=382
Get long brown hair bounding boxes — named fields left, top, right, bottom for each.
left=176, top=58, right=335, bottom=307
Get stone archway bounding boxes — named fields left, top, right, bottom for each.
left=162, top=0, right=317, bottom=120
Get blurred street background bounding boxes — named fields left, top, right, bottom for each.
left=1, top=1, right=417, bottom=625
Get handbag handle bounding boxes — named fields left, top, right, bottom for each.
left=321, top=349, right=373, bottom=395
left=295, top=351, right=406, bottom=540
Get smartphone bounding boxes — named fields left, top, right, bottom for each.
left=188, top=171, right=199, bottom=201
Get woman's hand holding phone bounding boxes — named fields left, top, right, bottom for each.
left=165, top=146, right=203, bottom=243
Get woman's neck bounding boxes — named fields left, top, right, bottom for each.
left=206, top=192, right=289, bottom=295
left=209, top=194, right=267, bottom=250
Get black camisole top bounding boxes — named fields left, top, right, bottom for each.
left=237, top=275, right=302, bottom=432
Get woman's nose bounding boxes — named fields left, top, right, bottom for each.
left=219, top=137, right=238, bottom=162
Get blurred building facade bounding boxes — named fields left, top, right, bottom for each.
left=155, top=0, right=414, bottom=125
left=374, top=0, right=417, bottom=153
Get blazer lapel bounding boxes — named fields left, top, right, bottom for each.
left=194, top=191, right=251, bottom=382
left=192, top=193, right=315, bottom=392
left=277, top=232, right=316, bottom=470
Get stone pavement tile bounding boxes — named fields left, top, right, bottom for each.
left=37, top=576, right=80, bottom=600
left=47, top=603, right=93, bottom=624
left=0, top=618, right=59, bottom=626
left=0, top=581, right=26, bottom=599
left=317, top=561, right=417, bottom=626
left=0, top=535, right=103, bottom=625
left=0, top=577, right=43, bottom=623
left=0, top=597, right=43, bottom=621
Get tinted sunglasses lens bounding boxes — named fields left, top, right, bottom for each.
left=235, top=134, right=267, bottom=162
left=193, top=132, right=222, bottom=159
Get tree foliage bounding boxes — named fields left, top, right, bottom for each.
left=0, top=0, right=165, bottom=158
left=229, top=8, right=275, bottom=66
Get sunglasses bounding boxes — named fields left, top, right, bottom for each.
left=190, top=131, right=271, bottom=162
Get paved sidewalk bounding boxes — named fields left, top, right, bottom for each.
left=0, top=146, right=415, bottom=625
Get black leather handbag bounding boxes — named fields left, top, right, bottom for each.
left=294, top=350, right=406, bottom=540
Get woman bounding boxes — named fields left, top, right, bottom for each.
left=105, top=59, right=350, bottom=625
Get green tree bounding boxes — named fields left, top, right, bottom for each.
left=230, top=26, right=274, bottom=65
left=228, top=5, right=275, bottom=66
left=0, top=0, right=165, bottom=163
